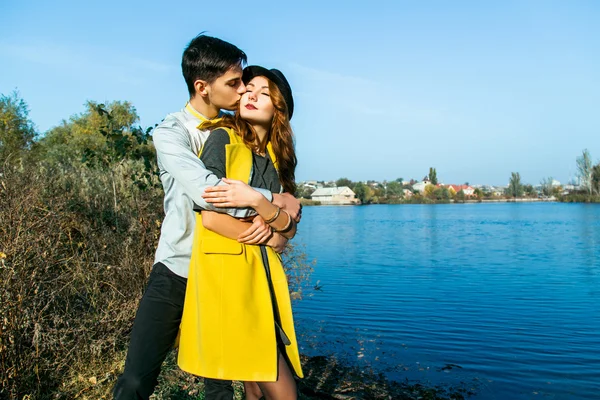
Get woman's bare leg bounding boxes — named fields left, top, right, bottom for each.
left=256, top=353, right=297, bottom=400
left=243, top=381, right=264, bottom=400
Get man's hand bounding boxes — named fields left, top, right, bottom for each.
left=203, top=178, right=262, bottom=208
left=272, top=193, right=302, bottom=223
left=266, top=233, right=288, bottom=253
left=237, top=216, right=272, bottom=244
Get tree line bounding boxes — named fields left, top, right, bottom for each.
left=506, top=149, right=600, bottom=202
left=298, top=168, right=484, bottom=204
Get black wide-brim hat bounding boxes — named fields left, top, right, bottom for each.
left=242, top=65, right=294, bottom=120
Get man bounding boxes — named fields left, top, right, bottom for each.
left=113, top=34, right=301, bottom=400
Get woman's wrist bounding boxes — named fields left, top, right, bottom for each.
left=264, top=206, right=281, bottom=224
left=273, top=211, right=293, bottom=233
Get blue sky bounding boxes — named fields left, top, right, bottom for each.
left=2, top=0, right=599, bottom=186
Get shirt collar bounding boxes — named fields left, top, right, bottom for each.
left=185, top=102, right=209, bottom=121
left=185, top=102, right=224, bottom=124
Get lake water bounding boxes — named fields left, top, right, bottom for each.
left=293, top=203, right=600, bottom=400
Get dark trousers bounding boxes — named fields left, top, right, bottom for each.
left=113, top=263, right=233, bottom=400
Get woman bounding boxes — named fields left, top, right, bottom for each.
left=177, top=66, right=303, bottom=400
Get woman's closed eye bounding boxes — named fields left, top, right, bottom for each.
left=246, top=90, right=270, bottom=97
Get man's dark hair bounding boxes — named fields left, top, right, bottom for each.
left=182, top=34, right=247, bottom=97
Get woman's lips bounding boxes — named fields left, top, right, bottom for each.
left=245, top=104, right=257, bottom=110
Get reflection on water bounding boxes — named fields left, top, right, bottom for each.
left=294, top=203, right=600, bottom=400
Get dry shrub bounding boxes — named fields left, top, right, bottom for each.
left=0, top=163, right=162, bottom=399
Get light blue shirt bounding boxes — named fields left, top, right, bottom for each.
left=152, top=104, right=273, bottom=277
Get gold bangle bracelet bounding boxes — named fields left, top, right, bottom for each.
left=273, top=211, right=293, bottom=233
left=264, top=206, right=281, bottom=224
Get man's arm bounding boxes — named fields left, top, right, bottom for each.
left=201, top=211, right=288, bottom=253
left=203, top=186, right=303, bottom=223
left=202, top=178, right=298, bottom=239
left=152, top=119, right=272, bottom=218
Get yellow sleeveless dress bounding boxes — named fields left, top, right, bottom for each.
left=177, top=128, right=303, bottom=381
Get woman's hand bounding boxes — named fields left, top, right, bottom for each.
left=203, top=178, right=263, bottom=208
left=266, top=233, right=288, bottom=254
left=237, top=216, right=272, bottom=244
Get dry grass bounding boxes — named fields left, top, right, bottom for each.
left=0, top=163, right=161, bottom=399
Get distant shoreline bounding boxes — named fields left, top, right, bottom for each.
left=300, top=198, right=561, bottom=206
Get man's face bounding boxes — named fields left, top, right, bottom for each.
left=206, top=65, right=246, bottom=111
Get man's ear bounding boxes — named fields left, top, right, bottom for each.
left=194, top=80, right=209, bottom=98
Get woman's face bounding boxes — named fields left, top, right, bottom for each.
left=239, top=76, right=275, bottom=126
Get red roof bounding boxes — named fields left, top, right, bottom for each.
left=446, top=184, right=474, bottom=192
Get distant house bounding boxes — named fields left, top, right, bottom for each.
left=445, top=184, right=475, bottom=196
left=302, top=180, right=318, bottom=189
left=311, top=186, right=359, bottom=205
left=412, top=179, right=431, bottom=193
left=299, top=182, right=317, bottom=190
left=402, top=189, right=414, bottom=198
left=485, top=186, right=504, bottom=197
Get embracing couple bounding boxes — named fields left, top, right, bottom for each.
left=113, top=34, right=303, bottom=400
